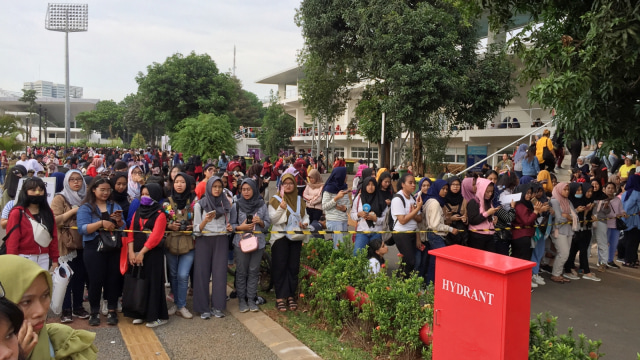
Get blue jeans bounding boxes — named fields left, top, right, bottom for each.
left=327, top=220, right=348, bottom=249
left=530, top=233, right=546, bottom=275
left=0, top=168, right=5, bottom=186
left=426, top=233, right=446, bottom=285
left=607, top=228, right=620, bottom=263
left=166, top=250, right=195, bottom=309
left=353, top=233, right=381, bottom=256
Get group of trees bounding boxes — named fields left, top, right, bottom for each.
left=75, top=51, right=268, bottom=154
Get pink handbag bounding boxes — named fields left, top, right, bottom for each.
left=239, top=233, right=259, bottom=253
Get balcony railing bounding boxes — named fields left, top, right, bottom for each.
left=235, top=127, right=261, bottom=139
left=294, top=126, right=354, bottom=137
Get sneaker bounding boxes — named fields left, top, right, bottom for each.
left=133, top=319, right=144, bottom=325
left=540, top=264, right=552, bottom=274
left=146, top=319, right=168, bottom=328
left=167, top=304, right=177, bottom=316
left=249, top=302, right=259, bottom=312
left=73, top=308, right=90, bottom=319
left=532, top=274, right=546, bottom=286
left=176, top=307, right=193, bottom=319
left=107, top=312, right=119, bottom=326
left=89, top=313, right=100, bottom=326
left=60, top=310, right=73, bottom=323
left=238, top=300, right=249, bottom=313
left=563, top=272, right=580, bottom=280
left=211, top=308, right=225, bottom=318
left=200, top=312, right=212, bottom=320
left=615, top=258, right=624, bottom=264
left=101, top=300, right=108, bottom=316
left=583, top=273, right=601, bottom=282
left=117, top=298, right=123, bottom=313
left=607, top=261, right=620, bottom=269
left=531, top=281, right=538, bottom=288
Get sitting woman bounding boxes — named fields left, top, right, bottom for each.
left=0, top=255, right=98, bottom=360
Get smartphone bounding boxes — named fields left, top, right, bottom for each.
left=207, top=210, right=216, bottom=217
left=246, top=214, right=253, bottom=224
left=113, top=210, right=123, bottom=214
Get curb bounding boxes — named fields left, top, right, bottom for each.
left=226, top=286, right=321, bottom=360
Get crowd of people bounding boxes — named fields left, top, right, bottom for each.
left=0, top=138, right=639, bottom=359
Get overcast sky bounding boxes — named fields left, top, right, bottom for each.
left=0, top=0, right=303, bottom=102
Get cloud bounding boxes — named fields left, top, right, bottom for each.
left=0, top=0, right=303, bottom=102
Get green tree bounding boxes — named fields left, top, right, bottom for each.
left=136, top=52, right=238, bottom=133
left=296, top=0, right=516, bottom=172
left=170, top=113, right=236, bottom=160
left=76, top=100, right=125, bottom=139
left=257, top=100, right=295, bottom=157
left=120, top=93, right=149, bottom=144
left=481, top=0, right=640, bottom=150
left=18, top=89, right=37, bottom=140
left=130, top=132, right=146, bottom=149
left=0, top=114, right=25, bottom=152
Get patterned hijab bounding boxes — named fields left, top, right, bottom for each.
left=269, top=173, right=306, bottom=217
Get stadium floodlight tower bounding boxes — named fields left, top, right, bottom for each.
left=45, top=3, right=88, bottom=148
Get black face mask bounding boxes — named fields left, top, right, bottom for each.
left=27, top=195, right=47, bottom=205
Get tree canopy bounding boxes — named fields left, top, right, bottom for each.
left=257, top=99, right=295, bottom=157
left=0, top=114, right=24, bottom=151
left=170, top=113, right=237, bottom=160
left=482, top=0, right=640, bottom=151
left=296, top=0, right=516, bottom=172
left=76, top=100, right=125, bottom=139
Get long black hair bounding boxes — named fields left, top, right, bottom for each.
left=15, top=177, right=55, bottom=238
left=82, top=176, right=112, bottom=214
left=367, top=238, right=386, bottom=266
left=3, top=165, right=27, bottom=199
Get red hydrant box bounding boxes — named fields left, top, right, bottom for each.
left=429, top=245, right=535, bottom=360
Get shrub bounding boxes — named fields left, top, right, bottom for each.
left=529, top=313, right=603, bottom=360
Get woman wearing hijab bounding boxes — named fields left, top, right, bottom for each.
left=269, top=173, right=310, bottom=312
left=303, top=169, right=324, bottom=224
left=85, top=157, right=103, bottom=178
left=246, top=163, right=267, bottom=196
left=377, top=171, right=394, bottom=206
left=591, top=179, right=611, bottom=271
left=549, top=182, right=579, bottom=283
left=512, top=144, right=529, bottom=178
left=423, top=180, right=458, bottom=284
left=536, top=170, right=554, bottom=196
left=1, top=165, right=27, bottom=210
left=164, top=172, right=196, bottom=319
left=193, top=176, right=231, bottom=319
left=0, top=255, right=98, bottom=360
left=563, top=183, right=600, bottom=281
left=443, top=176, right=468, bottom=247
left=321, top=167, right=350, bottom=248
left=5, top=177, right=59, bottom=271
left=466, top=178, right=499, bottom=252
left=120, top=183, right=169, bottom=327
left=460, top=176, right=478, bottom=203
left=110, top=172, right=130, bottom=221
left=127, top=165, right=143, bottom=201
left=51, top=170, right=90, bottom=323
left=512, top=184, right=548, bottom=266
left=418, top=177, right=432, bottom=204
left=228, top=179, right=271, bottom=313
left=350, top=177, right=387, bottom=255
left=622, top=174, right=640, bottom=268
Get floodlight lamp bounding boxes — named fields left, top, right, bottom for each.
left=45, top=3, right=88, bottom=32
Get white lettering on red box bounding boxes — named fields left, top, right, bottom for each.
left=442, top=278, right=495, bottom=305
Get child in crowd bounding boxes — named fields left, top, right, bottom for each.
left=367, top=238, right=388, bottom=274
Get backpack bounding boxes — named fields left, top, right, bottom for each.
left=273, top=195, right=306, bottom=241
left=383, top=194, right=406, bottom=244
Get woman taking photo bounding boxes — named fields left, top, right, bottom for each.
left=321, top=167, right=350, bottom=248
left=466, top=178, right=499, bottom=252
left=121, top=183, right=169, bottom=327
left=77, top=177, right=126, bottom=326
left=549, top=182, right=578, bottom=283
left=350, top=176, right=387, bottom=255
left=269, top=173, right=310, bottom=312
left=193, top=176, right=230, bottom=319
left=164, top=172, right=196, bottom=319
left=228, top=179, right=270, bottom=313
left=390, top=174, right=423, bottom=278
left=443, top=176, right=467, bottom=246
left=110, top=172, right=130, bottom=222
left=512, top=184, right=548, bottom=263
left=303, top=169, right=324, bottom=225
left=424, top=180, right=458, bottom=284
left=51, top=170, right=90, bottom=323
left=5, top=177, right=59, bottom=271
left=0, top=255, right=98, bottom=360
left=563, top=183, right=600, bottom=281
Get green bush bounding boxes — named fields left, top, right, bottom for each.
left=529, top=313, right=603, bottom=360
left=130, top=133, right=146, bottom=149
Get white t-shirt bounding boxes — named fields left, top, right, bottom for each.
left=369, top=258, right=381, bottom=274
left=391, top=191, right=417, bottom=231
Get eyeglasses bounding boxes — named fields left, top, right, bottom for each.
left=69, top=178, right=84, bottom=183
left=97, top=188, right=112, bottom=193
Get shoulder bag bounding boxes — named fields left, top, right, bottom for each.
left=98, top=203, right=123, bottom=252
left=24, top=212, right=53, bottom=248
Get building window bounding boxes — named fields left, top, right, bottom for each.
left=332, top=147, right=345, bottom=158
left=247, top=144, right=260, bottom=149
left=48, top=133, right=55, bottom=138
left=444, top=148, right=465, bottom=164
left=350, top=146, right=379, bottom=160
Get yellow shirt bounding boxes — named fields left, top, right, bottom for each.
left=619, top=164, right=634, bottom=179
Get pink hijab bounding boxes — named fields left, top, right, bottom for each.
left=461, top=177, right=478, bottom=203
left=552, top=182, right=571, bottom=214
left=474, top=178, right=494, bottom=213
left=355, top=163, right=368, bottom=177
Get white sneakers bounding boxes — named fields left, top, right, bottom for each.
left=176, top=307, right=193, bottom=319
left=167, top=304, right=177, bottom=316
left=582, top=273, right=601, bottom=282
left=532, top=274, right=546, bottom=286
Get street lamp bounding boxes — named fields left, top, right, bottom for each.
left=45, top=3, right=88, bottom=148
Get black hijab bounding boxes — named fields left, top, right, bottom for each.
left=444, top=176, right=464, bottom=207
left=514, top=183, right=534, bottom=211
left=138, top=183, right=164, bottom=219
left=171, top=172, right=194, bottom=210
left=359, top=177, right=384, bottom=227
left=4, top=165, right=27, bottom=199
left=110, top=172, right=129, bottom=203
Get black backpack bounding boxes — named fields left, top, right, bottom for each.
left=387, top=194, right=406, bottom=231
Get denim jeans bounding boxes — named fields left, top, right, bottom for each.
left=353, top=233, right=382, bottom=256
left=607, top=228, right=621, bottom=263
left=530, top=233, right=546, bottom=275
left=327, top=220, right=348, bottom=249
left=166, top=249, right=195, bottom=309
left=0, top=168, right=6, bottom=186
left=426, top=233, right=446, bottom=285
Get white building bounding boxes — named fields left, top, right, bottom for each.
left=23, top=80, right=83, bottom=99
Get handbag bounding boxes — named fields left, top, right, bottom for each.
left=239, top=233, right=259, bottom=253
left=611, top=207, right=627, bottom=231
left=122, top=265, right=148, bottom=314
left=97, top=203, right=123, bottom=252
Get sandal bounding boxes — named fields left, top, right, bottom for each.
left=287, top=297, right=298, bottom=311
left=550, top=276, right=569, bottom=284
left=622, top=263, right=639, bottom=269
left=276, top=299, right=287, bottom=312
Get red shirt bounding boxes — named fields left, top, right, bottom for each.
left=5, top=207, right=59, bottom=262
left=512, top=203, right=538, bottom=239
left=120, top=211, right=167, bottom=275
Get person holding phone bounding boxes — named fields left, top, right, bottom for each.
left=192, top=176, right=230, bottom=319
left=390, top=174, right=423, bottom=278
left=466, top=178, right=500, bottom=252
left=321, top=167, right=350, bottom=248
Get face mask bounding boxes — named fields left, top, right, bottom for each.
left=574, top=194, right=583, bottom=199
left=140, top=196, right=155, bottom=206
left=27, top=195, right=46, bottom=205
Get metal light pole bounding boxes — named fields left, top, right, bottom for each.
left=38, top=104, right=42, bottom=144
left=45, top=3, right=88, bottom=148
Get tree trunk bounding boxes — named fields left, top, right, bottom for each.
left=412, top=131, right=424, bottom=176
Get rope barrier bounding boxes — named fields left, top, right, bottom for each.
left=63, top=212, right=639, bottom=236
